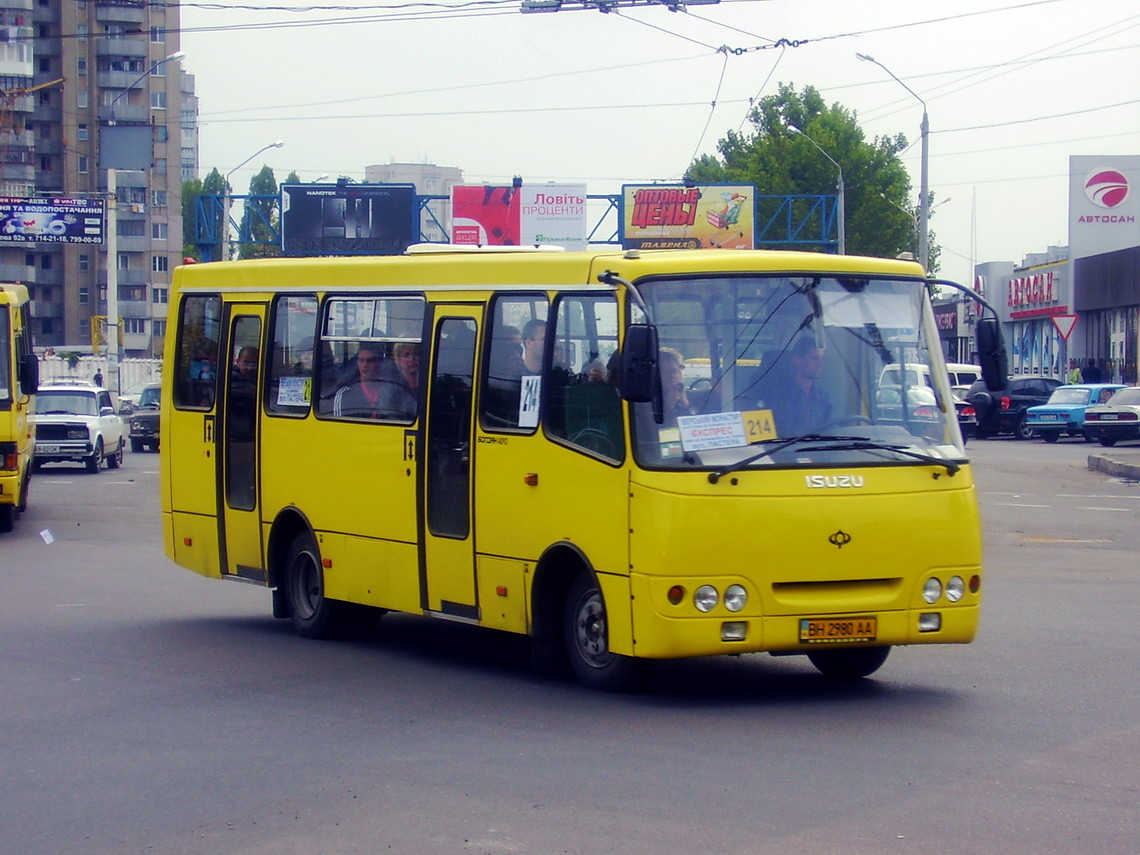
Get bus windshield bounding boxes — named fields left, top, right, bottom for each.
left=632, top=274, right=963, bottom=470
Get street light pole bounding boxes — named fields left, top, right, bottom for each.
left=222, top=140, right=285, bottom=262
left=857, top=53, right=929, bottom=272
left=787, top=124, right=845, bottom=255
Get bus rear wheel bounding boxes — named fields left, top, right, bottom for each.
left=284, top=531, right=343, bottom=639
left=807, top=646, right=890, bottom=679
left=563, top=573, right=636, bottom=691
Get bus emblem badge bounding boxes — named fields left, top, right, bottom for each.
left=829, top=530, right=852, bottom=549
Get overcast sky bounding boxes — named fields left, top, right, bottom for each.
left=181, top=0, right=1140, bottom=286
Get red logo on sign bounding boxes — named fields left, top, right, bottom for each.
left=1084, top=170, right=1129, bottom=209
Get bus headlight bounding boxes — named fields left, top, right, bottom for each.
left=922, top=578, right=942, bottom=604
left=723, top=584, right=747, bottom=612
left=945, top=576, right=965, bottom=603
left=694, top=585, right=718, bottom=613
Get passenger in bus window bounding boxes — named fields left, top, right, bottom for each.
left=521, top=319, right=546, bottom=374
left=332, top=341, right=387, bottom=419
left=234, top=346, right=259, bottom=380
left=757, top=337, right=831, bottom=436
left=290, top=337, right=314, bottom=375
left=660, top=347, right=694, bottom=427
left=377, top=341, right=421, bottom=420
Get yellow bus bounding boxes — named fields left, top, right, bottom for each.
left=0, top=283, right=38, bottom=533
left=161, top=246, right=1007, bottom=689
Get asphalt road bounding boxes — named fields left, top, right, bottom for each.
left=1, top=442, right=1137, bottom=855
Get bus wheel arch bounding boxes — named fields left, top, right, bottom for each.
left=531, top=542, right=636, bottom=691
left=529, top=544, right=583, bottom=676
left=267, top=509, right=383, bottom=637
left=267, top=508, right=332, bottom=638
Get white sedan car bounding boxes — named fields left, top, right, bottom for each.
left=1082, top=386, right=1140, bottom=447
left=33, top=382, right=126, bottom=471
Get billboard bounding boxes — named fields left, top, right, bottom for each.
left=451, top=183, right=588, bottom=249
left=452, top=184, right=521, bottom=246
left=621, top=184, right=755, bottom=250
left=520, top=185, right=587, bottom=250
left=1068, top=155, right=1140, bottom=260
left=0, top=197, right=105, bottom=244
left=280, top=183, right=418, bottom=256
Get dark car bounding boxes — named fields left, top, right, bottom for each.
left=128, top=382, right=162, bottom=452
left=967, top=375, right=1063, bottom=440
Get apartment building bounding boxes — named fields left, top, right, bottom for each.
left=0, top=0, right=194, bottom=356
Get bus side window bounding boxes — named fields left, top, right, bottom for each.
left=173, top=294, right=221, bottom=410
left=480, top=294, right=548, bottom=432
left=265, top=294, right=318, bottom=417
left=545, top=294, right=624, bottom=462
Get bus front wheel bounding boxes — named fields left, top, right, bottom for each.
left=807, top=646, right=890, bottom=679
left=563, top=573, right=636, bottom=691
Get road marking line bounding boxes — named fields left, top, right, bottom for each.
left=1020, top=537, right=1112, bottom=544
left=991, top=502, right=1052, bottom=508
left=1078, top=506, right=1132, bottom=512
left=1057, top=494, right=1140, bottom=500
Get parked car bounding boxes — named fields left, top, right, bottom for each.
left=966, top=375, right=1064, bottom=440
left=33, top=382, right=125, bottom=471
left=128, top=382, right=162, bottom=452
left=1083, top=386, right=1140, bottom=447
left=1025, top=384, right=1125, bottom=443
left=954, top=394, right=977, bottom=442
left=118, top=380, right=156, bottom=414
left=879, top=362, right=983, bottom=397
left=875, top=385, right=975, bottom=443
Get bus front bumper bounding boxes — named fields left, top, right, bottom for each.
left=628, top=595, right=979, bottom=659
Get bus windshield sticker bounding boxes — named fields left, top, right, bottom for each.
left=677, top=412, right=749, bottom=452
left=518, top=374, right=541, bottom=428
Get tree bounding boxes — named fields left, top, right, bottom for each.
left=238, top=165, right=280, bottom=259
left=687, top=83, right=940, bottom=270
left=181, top=176, right=203, bottom=260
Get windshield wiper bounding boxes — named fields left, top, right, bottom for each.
left=708, top=434, right=873, bottom=483
left=790, top=440, right=959, bottom=476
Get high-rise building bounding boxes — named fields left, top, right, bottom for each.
left=0, top=0, right=195, bottom=357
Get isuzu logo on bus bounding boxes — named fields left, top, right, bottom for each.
left=1084, top=170, right=1129, bottom=209
left=805, top=474, right=865, bottom=488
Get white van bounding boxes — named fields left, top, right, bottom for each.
left=879, top=362, right=982, bottom=395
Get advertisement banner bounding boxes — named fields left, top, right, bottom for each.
left=1068, top=155, right=1140, bottom=260
left=0, top=197, right=105, bottom=244
left=451, top=185, right=522, bottom=246
left=520, top=184, right=587, bottom=250
left=621, top=184, right=755, bottom=250
left=280, top=183, right=418, bottom=256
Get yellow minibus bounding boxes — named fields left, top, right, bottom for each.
left=0, top=283, right=38, bottom=533
left=161, top=247, right=1006, bottom=689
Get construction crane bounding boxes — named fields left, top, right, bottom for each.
left=0, top=78, right=65, bottom=181
left=0, top=77, right=65, bottom=134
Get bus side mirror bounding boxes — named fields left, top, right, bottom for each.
left=18, top=352, right=39, bottom=396
left=975, top=317, right=1007, bottom=392
left=619, top=324, right=658, bottom=403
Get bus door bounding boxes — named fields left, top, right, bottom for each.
left=420, top=307, right=482, bottom=619
left=218, top=307, right=266, bottom=582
